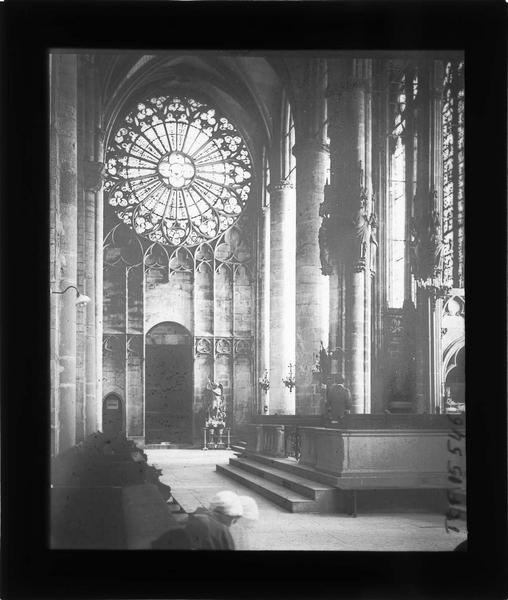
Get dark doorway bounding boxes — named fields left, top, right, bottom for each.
left=145, top=322, right=193, bottom=444
left=102, top=393, right=123, bottom=437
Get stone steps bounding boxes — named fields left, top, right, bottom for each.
left=216, top=463, right=326, bottom=513
left=235, top=449, right=341, bottom=486
left=216, top=456, right=340, bottom=513
left=229, top=457, right=335, bottom=501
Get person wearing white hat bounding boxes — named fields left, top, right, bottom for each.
left=208, top=490, right=244, bottom=526
left=185, top=490, right=243, bottom=550
left=230, top=495, right=259, bottom=550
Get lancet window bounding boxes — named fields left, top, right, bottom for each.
left=387, top=66, right=418, bottom=308
left=441, top=61, right=464, bottom=288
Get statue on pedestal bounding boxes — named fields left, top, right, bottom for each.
left=352, top=190, right=370, bottom=264
left=206, top=378, right=226, bottom=429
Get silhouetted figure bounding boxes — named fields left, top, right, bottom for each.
left=151, top=527, right=192, bottom=550
left=326, top=376, right=352, bottom=423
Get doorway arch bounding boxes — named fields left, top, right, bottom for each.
left=443, top=341, right=465, bottom=412
left=102, top=393, right=123, bottom=437
left=145, top=322, right=193, bottom=444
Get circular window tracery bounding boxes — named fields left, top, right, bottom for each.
left=104, top=95, right=252, bottom=247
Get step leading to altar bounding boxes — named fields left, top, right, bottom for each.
left=218, top=414, right=466, bottom=515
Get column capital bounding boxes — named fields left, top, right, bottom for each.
left=268, top=180, right=294, bottom=195
left=292, top=138, right=329, bottom=158
left=83, top=160, right=105, bottom=192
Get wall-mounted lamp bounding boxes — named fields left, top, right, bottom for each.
left=52, top=285, right=91, bottom=306
left=258, top=369, right=270, bottom=393
left=282, top=363, right=296, bottom=393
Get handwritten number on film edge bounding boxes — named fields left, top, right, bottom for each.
left=444, top=413, right=466, bottom=536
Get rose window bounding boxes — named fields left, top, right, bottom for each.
left=104, top=95, right=252, bottom=247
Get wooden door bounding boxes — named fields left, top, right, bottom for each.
left=145, top=344, right=193, bottom=443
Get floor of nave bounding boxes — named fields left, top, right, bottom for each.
left=146, top=449, right=467, bottom=551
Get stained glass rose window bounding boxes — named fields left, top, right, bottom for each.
left=104, top=96, right=252, bottom=247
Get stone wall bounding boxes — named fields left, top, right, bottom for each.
left=102, top=222, right=257, bottom=442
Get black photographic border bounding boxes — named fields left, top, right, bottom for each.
left=1, top=1, right=507, bottom=599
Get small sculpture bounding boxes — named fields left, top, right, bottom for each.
left=318, top=222, right=333, bottom=276
left=369, top=211, right=379, bottom=273
left=352, top=189, right=370, bottom=261
left=206, top=378, right=226, bottom=429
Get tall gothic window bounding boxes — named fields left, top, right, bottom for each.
left=388, top=67, right=418, bottom=308
left=442, top=61, right=464, bottom=288
left=104, top=95, right=253, bottom=247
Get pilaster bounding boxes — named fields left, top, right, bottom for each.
left=54, top=54, right=78, bottom=452
left=325, top=58, right=374, bottom=414
left=412, top=60, right=447, bottom=414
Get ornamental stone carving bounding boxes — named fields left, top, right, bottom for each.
left=268, top=180, right=294, bottom=195
left=104, top=94, right=252, bottom=248
left=215, top=338, right=232, bottom=356
left=127, top=334, right=143, bottom=357
left=103, top=334, right=123, bottom=353
left=234, top=338, right=252, bottom=356
left=443, top=295, right=465, bottom=317
left=388, top=314, right=403, bottom=336
left=195, top=337, right=213, bottom=356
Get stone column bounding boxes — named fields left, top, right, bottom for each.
left=294, top=139, right=329, bottom=415
left=83, top=58, right=103, bottom=435
left=75, top=60, right=86, bottom=443
left=326, top=58, right=374, bottom=414
left=94, top=58, right=105, bottom=431
left=54, top=54, right=78, bottom=452
left=95, top=125, right=105, bottom=432
left=84, top=157, right=103, bottom=434
left=269, top=181, right=295, bottom=414
left=257, top=200, right=270, bottom=414
left=363, top=74, right=373, bottom=409
left=289, top=56, right=329, bottom=416
left=413, top=61, right=445, bottom=414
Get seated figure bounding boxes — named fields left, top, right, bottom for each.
left=325, top=376, right=352, bottom=423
